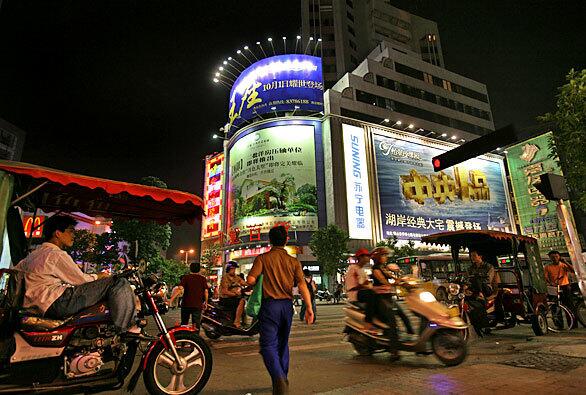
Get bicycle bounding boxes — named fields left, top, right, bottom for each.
left=546, top=285, right=575, bottom=332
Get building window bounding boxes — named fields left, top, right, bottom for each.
left=394, top=62, right=424, bottom=81
left=322, top=48, right=336, bottom=57
left=350, top=55, right=359, bottom=65
left=356, top=90, right=391, bottom=109
left=346, top=0, right=354, bottom=8
left=323, top=64, right=336, bottom=73
left=347, top=11, right=354, bottom=22
left=348, top=25, right=355, bottom=36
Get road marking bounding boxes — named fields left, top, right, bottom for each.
left=226, top=341, right=350, bottom=356
left=212, top=333, right=343, bottom=349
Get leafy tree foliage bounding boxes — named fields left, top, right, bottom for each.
left=309, top=225, right=349, bottom=276
left=68, top=229, right=97, bottom=263
left=147, top=256, right=189, bottom=287
left=376, top=236, right=422, bottom=258
left=539, top=69, right=586, bottom=211
left=200, top=242, right=222, bottom=273
left=111, top=176, right=172, bottom=263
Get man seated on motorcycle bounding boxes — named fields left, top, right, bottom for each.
left=219, top=261, right=247, bottom=328
left=15, top=215, right=140, bottom=337
left=466, top=250, right=500, bottom=334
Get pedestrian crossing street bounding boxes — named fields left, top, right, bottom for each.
left=206, top=304, right=352, bottom=357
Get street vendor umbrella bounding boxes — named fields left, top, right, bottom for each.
left=0, top=160, right=204, bottom=225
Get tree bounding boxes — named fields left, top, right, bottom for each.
left=539, top=69, right=586, bottom=211
left=376, top=235, right=423, bottom=258
left=309, top=225, right=349, bottom=277
left=111, top=176, right=172, bottom=263
left=147, top=256, right=189, bottom=287
left=68, top=229, right=97, bottom=264
left=201, top=242, right=222, bottom=273
left=94, top=232, right=122, bottom=268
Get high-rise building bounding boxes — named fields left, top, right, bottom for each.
left=0, top=118, right=25, bottom=161
left=302, top=0, right=444, bottom=88
left=303, top=0, right=494, bottom=140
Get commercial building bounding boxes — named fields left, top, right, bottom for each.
left=0, top=118, right=26, bottom=160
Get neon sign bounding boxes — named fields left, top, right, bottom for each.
left=23, top=216, right=46, bottom=238
left=201, top=153, right=224, bottom=240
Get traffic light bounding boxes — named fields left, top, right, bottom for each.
left=535, top=173, right=569, bottom=200
left=432, top=124, right=517, bottom=171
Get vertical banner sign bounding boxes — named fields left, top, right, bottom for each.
left=373, top=131, right=512, bottom=240
left=227, top=124, right=318, bottom=233
left=342, top=124, right=372, bottom=239
left=506, top=132, right=573, bottom=254
left=201, top=153, right=224, bottom=240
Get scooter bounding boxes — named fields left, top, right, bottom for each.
left=344, top=277, right=468, bottom=366
left=201, top=300, right=259, bottom=340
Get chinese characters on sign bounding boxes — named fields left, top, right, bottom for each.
left=373, top=130, right=512, bottom=240
left=201, top=153, right=224, bottom=240
left=228, top=55, right=324, bottom=129
left=506, top=132, right=573, bottom=253
left=342, top=124, right=373, bottom=239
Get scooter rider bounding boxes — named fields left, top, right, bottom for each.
left=219, top=261, right=247, bottom=328
left=346, top=248, right=378, bottom=334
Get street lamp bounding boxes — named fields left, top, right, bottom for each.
left=179, top=249, right=195, bottom=264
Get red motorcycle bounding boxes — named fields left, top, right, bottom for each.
left=0, top=268, right=212, bottom=394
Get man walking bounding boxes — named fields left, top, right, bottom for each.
left=247, top=226, right=314, bottom=395
left=299, top=269, right=317, bottom=323
left=171, top=261, right=209, bottom=333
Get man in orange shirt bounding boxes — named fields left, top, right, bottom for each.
left=544, top=250, right=575, bottom=310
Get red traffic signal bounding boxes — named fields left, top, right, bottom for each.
left=432, top=158, right=441, bottom=171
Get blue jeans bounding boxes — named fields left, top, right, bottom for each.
left=258, top=299, right=293, bottom=381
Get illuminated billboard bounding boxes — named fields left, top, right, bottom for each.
left=506, top=132, right=572, bottom=253
left=227, top=124, right=318, bottom=235
left=228, top=55, right=323, bottom=129
left=342, top=124, right=373, bottom=239
left=201, top=153, right=224, bottom=240
left=371, top=129, right=512, bottom=240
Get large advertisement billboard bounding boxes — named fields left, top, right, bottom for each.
left=506, top=132, right=571, bottom=253
left=201, top=153, right=224, bottom=240
left=227, top=124, right=318, bottom=235
left=372, top=130, right=512, bottom=240
left=228, top=55, right=323, bottom=129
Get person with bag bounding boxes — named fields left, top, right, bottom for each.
left=247, top=226, right=314, bottom=395
left=299, top=269, right=317, bottom=322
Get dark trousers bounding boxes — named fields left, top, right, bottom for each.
left=258, top=299, right=293, bottom=381
left=46, top=277, right=135, bottom=333
left=357, top=289, right=376, bottom=322
left=377, top=297, right=399, bottom=351
left=220, top=297, right=240, bottom=321
left=180, top=307, right=202, bottom=333
left=299, top=299, right=316, bottom=322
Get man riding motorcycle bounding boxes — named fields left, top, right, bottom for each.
left=14, top=215, right=141, bottom=338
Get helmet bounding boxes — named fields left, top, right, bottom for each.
left=370, top=246, right=391, bottom=257
left=354, top=248, right=371, bottom=258
left=226, top=260, right=239, bottom=271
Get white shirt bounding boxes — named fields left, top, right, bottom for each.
left=15, top=242, right=98, bottom=315
left=346, top=264, right=369, bottom=302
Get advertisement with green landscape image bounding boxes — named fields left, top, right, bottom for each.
left=227, top=124, right=318, bottom=234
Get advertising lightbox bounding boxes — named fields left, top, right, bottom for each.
left=201, top=153, right=224, bottom=240
left=227, top=124, right=318, bottom=234
left=342, top=124, right=373, bottom=239
left=372, top=130, right=512, bottom=240
left=506, top=132, right=572, bottom=253
left=228, top=55, right=323, bottom=129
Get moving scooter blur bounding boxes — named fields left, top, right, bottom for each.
left=344, top=276, right=468, bottom=366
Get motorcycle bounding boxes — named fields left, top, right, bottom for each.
left=317, top=289, right=332, bottom=302
left=201, top=300, right=259, bottom=340
left=0, top=269, right=212, bottom=394
left=571, top=283, right=586, bottom=328
left=343, top=277, right=468, bottom=366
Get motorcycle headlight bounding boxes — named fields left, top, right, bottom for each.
left=419, top=291, right=436, bottom=303
left=448, top=283, right=461, bottom=296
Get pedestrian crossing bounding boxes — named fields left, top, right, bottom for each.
left=206, top=306, right=352, bottom=357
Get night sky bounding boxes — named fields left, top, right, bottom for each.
left=0, top=0, right=584, bottom=254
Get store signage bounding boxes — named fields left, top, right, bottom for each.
left=303, top=265, right=320, bottom=272
left=228, top=245, right=301, bottom=260
left=201, top=153, right=224, bottom=240
left=228, top=55, right=323, bottom=129
left=373, top=130, right=512, bottom=240
left=227, top=124, right=318, bottom=234
left=342, top=124, right=373, bottom=239
left=22, top=215, right=45, bottom=238
left=506, top=133, right=573, bottom=253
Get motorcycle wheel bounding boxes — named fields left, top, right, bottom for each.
left=431, top=330, right=467, bottom=366
left=575, top=301, right=586, bottom=328
left=531, top=307, right=548, bottom=336
left=204, top=328, right=221, bottom=340
left=348, top=332, right=374, bottom=356
left=143, top=332, right=213, bottom=395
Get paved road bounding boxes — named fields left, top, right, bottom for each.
left=116, top=302, right=586, bottom=395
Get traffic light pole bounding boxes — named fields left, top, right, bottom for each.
left=557, top=199, right=586, bottom=297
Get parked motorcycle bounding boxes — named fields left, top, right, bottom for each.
left=571, top=283, right=586, bottom=327
left=317, top=289, right=332, bottom=302
left=0, top=269, right=212, bottom=395
left=343, top=277, right=468, bottom=366
left=201, top=300, right=259, bottom=340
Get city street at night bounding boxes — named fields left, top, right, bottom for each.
left=118, top=303, right=586, bottom=395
